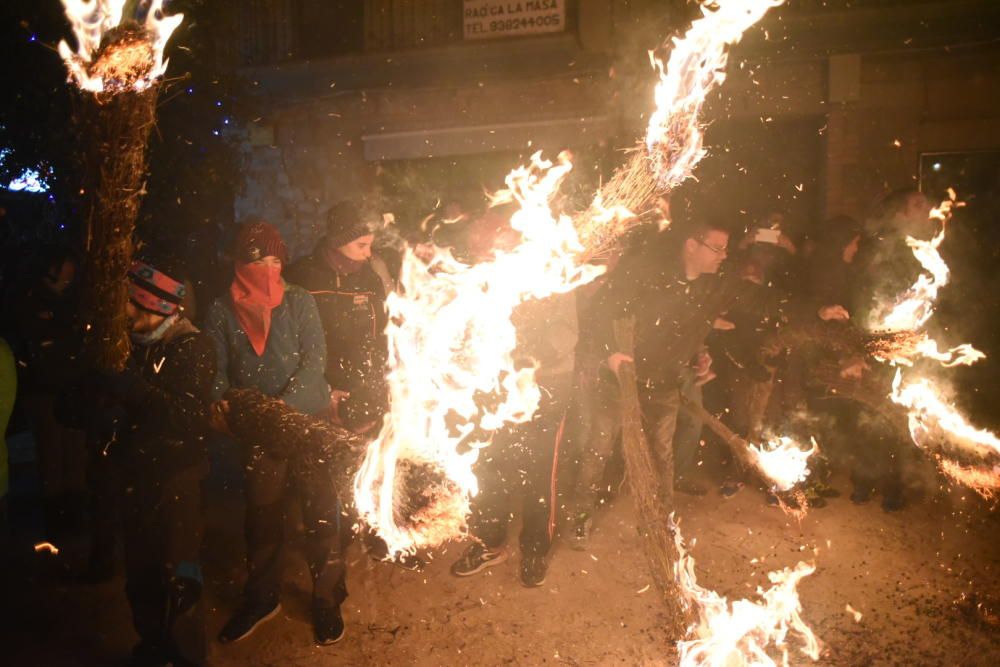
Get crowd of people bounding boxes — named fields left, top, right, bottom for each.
left=0, top=188, right=936, bottom=666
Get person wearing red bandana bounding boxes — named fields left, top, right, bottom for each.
left=204, top=220, right=347, bottom=647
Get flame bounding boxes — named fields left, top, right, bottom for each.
left=58, top=0, right=183, bottom=93
left=909, top=338, right=985, bottom=368
left=747, top=436, right=817, bottom=493
left=869, top=191, right=998, bottom=498
left=355, top=0, right=787, bottom=556
left=673, top=519, right=821, bottom=666
left=890, top=371, right=1000, bottom=463
left=353, top=152, right=604, bottom=556
left=869, top=192, right=982, bottom=366
left=34, top=541, right=60, bottom=555
left=645, top=0, right=784, bottom=188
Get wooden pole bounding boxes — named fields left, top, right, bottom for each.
left=677, top=392, right=804, bottom=511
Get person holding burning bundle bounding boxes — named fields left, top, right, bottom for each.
left=570, top=219, right=744, bottom=544
left=450, top=210, right=579, bottom=587
left=450, top=291, right=578, bottom=587
left=205, top=221, right=348, bottom=646
left=59, top=253, right=216, bottom=666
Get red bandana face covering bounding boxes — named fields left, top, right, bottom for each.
left=230, top=262, right=285, bottom=356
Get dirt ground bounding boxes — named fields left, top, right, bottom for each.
left=4, top=451, right=1000, bottom=667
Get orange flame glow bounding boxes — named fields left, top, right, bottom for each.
left=872, top=192, right=999, bottom=498
left=645, top=0, right=784, bottom=188
left=890, top=371, right=1000, bottom=463
left=353, top=152, right=604, bottom=556
left=673, top=519, right=821, bottom=666
left=869, top=192, right=983, bottom=365
left=748, top=436, right=817, bottom=493
left=58, top=0, right=183, bottom=93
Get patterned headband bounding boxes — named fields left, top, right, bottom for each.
left=128, top=261, right=186, bottom=316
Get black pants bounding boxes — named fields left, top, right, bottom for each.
left=243, top=445, right=350, bottom=609
left=572, top=376, right=685, bottom=512
left=849, top=406, right=903, bottom=498
left=470, top=377, right=569, bottom=557
left=121, top=462, right=207, bottom=666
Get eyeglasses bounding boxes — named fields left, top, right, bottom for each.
left=696, top=238, right=728, bottom=256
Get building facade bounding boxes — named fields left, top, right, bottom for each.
left=226, top=0, right=1000, bottom=256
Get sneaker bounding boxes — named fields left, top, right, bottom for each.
left=569, top=515, right=592, bottom=552
left=719, top=480, right=744, bottom=499
left=218, top=599, right=281, bottom=643
left=313, top=605, right=345, bottom=646
left=850, top=487, right=872, bottom=505
left=450, top=543, right=508, bottom=577
left=520, top=553, right=548, bottom=588
left=881, top=490, right=904, bottom=512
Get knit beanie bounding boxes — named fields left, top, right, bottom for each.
left=128, top=259, right=186, bottom=316
left=233, top=220, right=288, bottom=264
left=326, top=201, right=372, bottom=249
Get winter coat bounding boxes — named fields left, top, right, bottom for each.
left=284, top=251, right=392, bottom=394
left=205, top=283, right=330, bottom=416
left=58, top=318, right=216, bottom=480
left=590, top=251, right=765, bottom=390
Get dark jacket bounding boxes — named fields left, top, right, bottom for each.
left=284, top=250, right=391, bottom=394
left=205, top=282, right=329, bottom=416
left=285, top=249, right=393, bottom=429
left=591, top=250, right=763, bottom=390
left=59, top=318, right=216, bottom=479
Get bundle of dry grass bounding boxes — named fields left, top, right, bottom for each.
left=224, top=388, right=463, bottom=536
left=74, top=24, right=162, bottom=371
left=613, top=318, right=688, bottom=639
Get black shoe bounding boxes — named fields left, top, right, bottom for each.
left=719, top=480, right=744, bottom=498
left=881, top=491, right=904, bottom=512
left=816, top=484, right=841, bottom=499
left=851, top=487, right=872, bottom=505
left=218, top=599, right=281, bottom=643
left=569, top=515, right=592, bottom=552
left=129, top=641, right=168, bottom=667
left=675, top=479, right=708, bottom=496
left=314, top=605, right=345, bottom=646
left=520, top=553, right=548, bottom=588
left=764, top=492, right=780, bottom=508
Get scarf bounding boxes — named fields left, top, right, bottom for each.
left=130, top=313, right=179, bottom=347
left=229, top=263, right=285, bottom=356
left=322, top=241, right=366, bottom=276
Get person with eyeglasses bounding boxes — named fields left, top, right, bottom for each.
left=569, top=218, right=753, bottom=546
